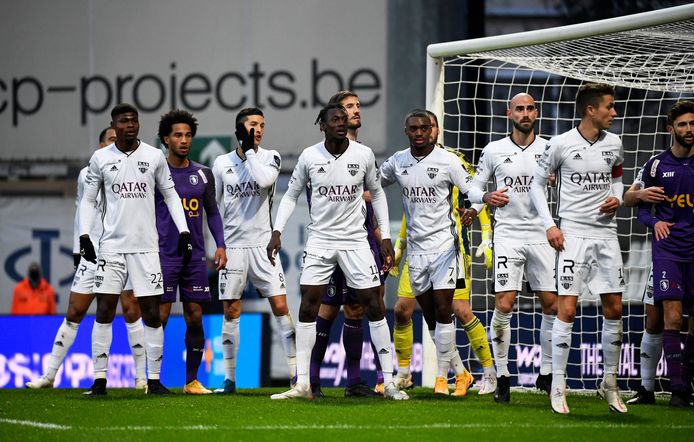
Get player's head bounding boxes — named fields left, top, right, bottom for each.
left=507, top=92, right=537, bottom=134
left=576, top=83, right=616, bottom=130
left=98, top=127, right=117, bottom=148
left=158, top=109, right=198, bottom=159
left=235, top=108, right=265, bottom=148
left=329, top=91, right=361, bottom=132
left=667, top=100, right=694, bottom=150
left=425, top=110, right=440, bottom=145
left=110, top=103, right=139, bottom=144
left=404, top=109, right=433, bottom=150
left=315, top=103, right=348, bottom=141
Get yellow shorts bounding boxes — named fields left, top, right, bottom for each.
left=397, top=253, right=471, bottom=301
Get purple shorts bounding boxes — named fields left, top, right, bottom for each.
left=161, top=261, right=211, bottom=303
left=320, top=246, right=385, bottom=306
left=653, top=259, right=694, bottom=307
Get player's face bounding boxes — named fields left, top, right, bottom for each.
left=99, top=128, right=117, bottom=148
left=112, top=112, right=139, bottom=143
left=591, top=94, right=617, bottom=130
left=669, top=112, right=694, bottom=150
left=165, top=123, right=193, bottom=158
left=243, top=115, right=265, bottom=147
left=428, top=116, right=440, bottom=144
left=405, top=116, right=432, bottom=149
left=321, top=108, right=348, bottom=140
left=508, top=95, right=537, bottom=134
left=340, top=96, right=361, bottom=130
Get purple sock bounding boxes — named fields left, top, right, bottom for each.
left=184, top=326, right=205, bottom=385
left=310, top=316, right=333, bottom=387
left=682, top=334, right=694, bottom=387
left=343, top=319, right=364, bottom=387
left=370, top=341, right=384, bottom=384
left=663, top=329, right=684, bottom=392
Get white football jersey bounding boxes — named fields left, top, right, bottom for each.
left=73, top=167, right=104, bottom=254
left=213, top=147, right=282, bottom=247
left=472, top=135, right=549, bottom=243
left=80, top=141, right=175, bottom=253
left=275, top=140, right=386, bottom=249
left=536, top=128, right=623, bottom=237
left=380, top=146, right=475, bottom=255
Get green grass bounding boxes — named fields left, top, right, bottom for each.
left=0, top=387, right=689, bottom=441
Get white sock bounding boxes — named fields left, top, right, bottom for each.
left=92, top=322, right=112, bottom=379
left=540, top=313, right=556, bottom=376
left=491, top=308, right=512, bottom=377
left=125, top=320, right=146, bottom=381
left=295, top=321, right=316, bottom=387
left=435, top=322, right=455, bottom=378
left=369, top=318, right=394, bottom=386
left=222, top=318, right=240, bottom=382
left=45, top=319, right=79, bottom=380
left=143, top=325, right=164, bottom=380
left=602, top=319, right=623, bottom=381
left=275, top=314, right=297, bottom=378
left=449, top=343, right=466, bottom=376
left=640, top=331, right=663, bottom=392
left=551, top=318, right=573, bottom=391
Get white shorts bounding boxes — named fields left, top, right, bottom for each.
left=300, top=246, right=380, bottom=290
left=556, top=235, right=625, bottom=297
left=94, top=252, right=163, bottom=297
left=219, top=247, right=287, bottom=300
left=493, top=241, right=556, bottom=293
left=643, top=266, right=654, bottom=306
left=408, top=247, right=464, bottom=296
left=71, top=257, right=132, bottom=294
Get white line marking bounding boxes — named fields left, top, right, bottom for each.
left=0, top=418, right=71, bottom=430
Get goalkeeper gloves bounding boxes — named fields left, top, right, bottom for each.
left=73, top=253, right=81, bottom=270
left=475, top=231, right=493, bottom=270
left=79, top=236, right=97, bottom=264
left=389, top=238, right=406, bottom=278
left=235, top=123, right=255, bottom=153
left=178, top=232, right=193, bottom=266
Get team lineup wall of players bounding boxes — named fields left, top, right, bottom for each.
left=23, top=85, right=694, bottom=413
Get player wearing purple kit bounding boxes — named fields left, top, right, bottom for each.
left=636, top=100, right=694, bottom=407
left=155, top=109, right=227, bottom=395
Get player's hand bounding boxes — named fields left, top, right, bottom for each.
left=214, top=247, right=227, bottom=271
left=235, top=123, right=255, bottom=153
left=548, top=173, right=557, bottom=187
left=546, top=226, right=564, bottom=252
left=458, top=207, right=477, bottom=227
left=79, top=235, right=97, bottom=264
left=177, top=232, right=193, bottom=266
left=599, top=196, right=620, bottom=217
left=483, top=187, right=509, bottom=208
left=475, top=232, right=493, bottom=270
left=654, top=220, right=675, bottom=241
left=390, top=238, right=405, bottom=277
left=267, top=231, right=282, bottom=266
left=380, top=238, right=394, bottom=273
left=73, top=253, right=81, bottom=271
left=639, top=186, right=665, bottom=203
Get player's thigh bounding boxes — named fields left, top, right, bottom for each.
left=179, top=261, right=212, bottom=304
left=161, top=263, right=182, bottom=303
left=321, top=265, right=349, bottom=307
left=453, top=252, right=471, bottom=301
left=397, top=259, right=415, bottom=298
left=248, top=247, right=287, bottom=298
left=589, top=237, right=625, bottom=296
left=653, top=259, right=687, bottom=304
left=335, top=248, right=380, bottom=290
left=300, top=247, right=338, bottom=286
left=71, top=260, right=96, bottom=295
left=556, top=235, right=590, bottom=297
left=66, top=291, right=96, bottom=322
left=407, top=253, right=434, bottom=296
left=124, top=252, right=164, bottom=297
left=94, top=253, right=128, bottom=295
left=525, top=242, right=557, bottom=293
left=493, top=241, right=526, bottom=293
left=219, top=248, right=249, bottom=301
left=428, top=247, right=462, bottom=292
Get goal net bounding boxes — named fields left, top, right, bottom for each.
left=424, top=4, right=694, bottom=391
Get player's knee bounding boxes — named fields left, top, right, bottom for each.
left=343, top=304, right=364, bottom=320
left=66, top=305, right=87, bottom=323
left=270, top=299, right=289, bottom=317
left=121, top=303, right=141, bottom=323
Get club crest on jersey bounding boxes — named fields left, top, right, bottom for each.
left=497, top=273, right=508, bottom=286
left=602, top=151, right=615, bottom=166
left=347, top=163, right=360, bottom=176
left=560, top=275, right=573, bottom=289
left=535, top=154, right=542, bottom=162
left=189, top=174, right=199, bottom=185
left=427, top=167, right=439, bottom=179
left=660, top=279, right=669, bottom=291
left=138, top=161, right=149, bottom=173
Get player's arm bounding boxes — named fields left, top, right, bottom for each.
left=246, top=150, right=281, bottom=188
left=78, top=157, right=102, bottom=263
left=366, top=152, right=393, bottom=271
left=530, top=143, right=563, bottom=251
left=155, top=154, right=192, bottom=264
left=201, top=168, right=227, bottom=270
left=636, top=158, right=673, bottom=241
left=599, top=163, right=623, bottom=217
left=72, top=170, right=86, bottom=269
left=624, top=165, right=665, bottom=207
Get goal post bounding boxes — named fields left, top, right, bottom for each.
left=422, top=4, right=694, bottom=391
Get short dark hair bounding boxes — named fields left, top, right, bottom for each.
left=328, top=90, right=358, bottom=105
left=667, top=100, right=694, bottom=126
left=235, top=108, right=264, bottom=126
left=575, top=83, right=614, bottom=116
left=110, top=102, right=138, bottom=120
left=157, top=109, right=198, bottom=147
left=425, top=110, right=439, bottom=126
left=404, top=109, right=430, bottom=125
left=315, top=103, right=346, bottom=125
left=98, top=127, right=112, bottom=144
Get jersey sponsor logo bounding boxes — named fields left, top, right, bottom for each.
left=662, top=171, right=675, bottom=178
left=569, top=171, right=611, bottom=191
left=182, top=197, right=200, bottom=217
left=503, top=175, right=534, bottom=193
left=426, top=167, right=439, bottom=179
left=664, top=193, right=694, bottom=208
left=573, top=153, right=583, bottom=160
left=503, top=157, right=513, bottom=164
left=317, top=184, right=360, bottom=202
left=602, top=151, right=615, bottom=166
left=402, top=186, right=437, bottom=203
left=317, top=166, right=326, bottom=173
left=189, top=174, right=199, bottom=185
left=650, top=159, right=660, bottom=177
left=109, top=165, right=118, bottom=171
left=111, top=181, right=148, bottom=198
left=347, top=163, right=360, bottom=176
left=401, top=169, right=408, bottom=175
left=225, top=181, right=261, bottom=198
left=137, top=161, right=149, bottom=173
left=225, top=167, right=234, bottom=174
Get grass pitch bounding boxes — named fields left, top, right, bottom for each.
left=0, top=387, right=689, bottom=441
